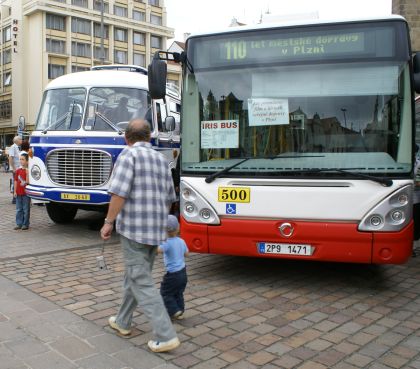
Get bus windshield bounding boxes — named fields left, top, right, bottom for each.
left=36, top=88, right=86, bottom=131
left=181, top=21, right=413, bottom=177
left=84, top=87, right=151, bottom=131
left=35, top=87, right=152, bottom=132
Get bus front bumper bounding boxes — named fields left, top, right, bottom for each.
left=25, top=184, right=111, bottom=205
left=180, top=217, right=413, bottom=264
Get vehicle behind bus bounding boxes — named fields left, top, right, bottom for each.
left=26, top=67, right=180, bottom=223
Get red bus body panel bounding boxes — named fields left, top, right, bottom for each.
left=180, top=217, right=413, bottom=264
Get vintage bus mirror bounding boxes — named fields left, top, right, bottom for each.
left=414, top=53, right=420, bottom=93
left=148, top=52, right=167, bottom=100
left=165, top=116, right=176, bottom=132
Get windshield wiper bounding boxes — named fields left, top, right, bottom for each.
left=94, top=109, right=123, bottom=135
left=42, top=102, right=75, bottom=134
left=302, top=168, right=393, bottom=187
left=204, top=155, right=324, bottom=183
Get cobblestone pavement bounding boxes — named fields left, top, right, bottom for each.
left=1, top=171, right=420, bottom=368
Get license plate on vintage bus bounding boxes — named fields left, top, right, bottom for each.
left=61, top=193, right=90, bottom=201
left=258, top=242, right=313, bottom=256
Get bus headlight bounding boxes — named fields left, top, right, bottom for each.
left=359, top=185, right=412, bottom=232
left=31, top=165, right=41, bottom=181
left=180, top=181, right=220, bottom=225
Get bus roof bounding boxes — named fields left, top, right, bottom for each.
left=45, top=70, right=149, bottom=90
left=186, top=14, right=407, bottom=41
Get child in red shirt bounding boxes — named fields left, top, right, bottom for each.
left=14, top=153, right=30, bottom=230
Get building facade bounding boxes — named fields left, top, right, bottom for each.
left=0, top=0, right=174, bottom=147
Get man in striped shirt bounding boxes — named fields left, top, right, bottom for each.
left=100, top=119, right=179, bottom=353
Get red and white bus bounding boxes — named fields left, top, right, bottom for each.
left=149, top=16, right=420, bottom=264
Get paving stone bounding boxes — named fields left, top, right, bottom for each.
left=4, top=335, right=50, bottom=358
left=24, top=351, right=77, bottom=369
left=50, top=336, right=96, bottom=360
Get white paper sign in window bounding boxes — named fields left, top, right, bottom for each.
left=248, top=98, right=289, bottom=127
left=201, top=120, right=239, bottom=149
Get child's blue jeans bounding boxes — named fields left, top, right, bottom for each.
left=160, top=267, right=187, bottom=317
left=16, top=195, right=30, bottom=227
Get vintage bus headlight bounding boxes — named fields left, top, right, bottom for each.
left=31, top=165, right=41, bottom=181
left=359, top=185, right=412, bottom=232
left=180, top=181, right=220, bottom=225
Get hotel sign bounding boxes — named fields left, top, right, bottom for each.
left=12, top=19, right=18, bottom=53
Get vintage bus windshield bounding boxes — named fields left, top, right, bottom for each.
left=35, top=87, right=152, bottom=132
left=181, top=21, right=413, bottom=177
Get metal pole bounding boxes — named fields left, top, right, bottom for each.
left=100, top=0, right=105, bottom=64
left=341, top=108, right=347, bottom=129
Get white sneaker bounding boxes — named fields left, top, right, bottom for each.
left=108, top=316, right=131, bottom=336
left=147, top=337, right=180, bottom=352
left=172, top=311, right=184, bottom=320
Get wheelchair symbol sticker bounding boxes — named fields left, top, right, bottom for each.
left=226, top=203, right=236, bottom=214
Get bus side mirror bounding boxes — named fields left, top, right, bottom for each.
left=148, top=52, right=167, bottom=100
left=414, top=53, right=420, bottom=93
left=165, top=116, right=176, bottom=131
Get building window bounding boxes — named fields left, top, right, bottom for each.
left=46, top=38, right=66, bottom=54
left=2, top=49, right=11, bottom=64
left=114, top=5, right=127, bottom=17
left=93, top=0, right=109, bottom=13
left=3, top=72, right=11, bottom=86
left=48, top=64, right=66, bottom=79
left=72, top=65, right=90, bottom=72
left=46, top=14, right=66, bottom=31
left=0, top=100, right=12, bottom=119
left=114, top=28, right=127, bottom=42
left=94, top=23, right=109, bottom=38
left=94, top=46, right=109, bottom=60
left=133, top=53, right=145, bottom=67
left=71, top=0, right=88, bottom=7
left=72, top=18, right=91, bottom=35
left=72, top=42, right=91, bottom=57
left=114, top=50, right=127, bottom=64
left=132, top=10, right=145, bottom=21
left=133, top=32, right=145, bottom=45
left=149, top=0, right=159, bottom=6
left=2, top=26, right=11, bottom=42
left=151, top=35, right=162, bottom=49
left=150, top=14, right=162, bottom=25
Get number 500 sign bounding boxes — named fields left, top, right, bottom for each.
left=218, top=187, right=250, bottom=203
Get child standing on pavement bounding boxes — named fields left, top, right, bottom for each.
left=159, top=215, right=189, bottom=320
left=14, top=153, right=30, bottom=230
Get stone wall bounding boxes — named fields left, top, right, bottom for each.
left=393, top=0, right=420, bottom=52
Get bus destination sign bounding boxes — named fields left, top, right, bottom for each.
left=220, top=32, right=365, bottom=62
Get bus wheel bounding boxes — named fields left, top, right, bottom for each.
left=46, top=203, right=78, bottom=224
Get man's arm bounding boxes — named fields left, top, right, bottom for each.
left=9, top=154, right=15, bottom=172
left=100, top=194, right=126, bottom=240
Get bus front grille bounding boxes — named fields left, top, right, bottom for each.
left=46, top=149, right=112, bottom=187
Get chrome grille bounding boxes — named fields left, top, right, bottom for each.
left=46, top=149, right=112, bottom=187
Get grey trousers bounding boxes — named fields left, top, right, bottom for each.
left=115, top=235, right=177, bottom=342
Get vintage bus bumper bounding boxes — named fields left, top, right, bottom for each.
left=26, top=184, right=110, bottom=205
left=181, top=217, right=413, bottom=264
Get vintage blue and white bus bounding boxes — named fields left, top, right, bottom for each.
left=26, top=67, right=180, bottom=223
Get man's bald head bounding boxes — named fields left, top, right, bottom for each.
left=125, top=119, right=151, bottom=144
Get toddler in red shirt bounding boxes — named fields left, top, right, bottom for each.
left=14, top=153, right=30, bottom=230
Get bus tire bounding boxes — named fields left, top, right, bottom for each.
left=46, top=203, right=78, bottom=224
